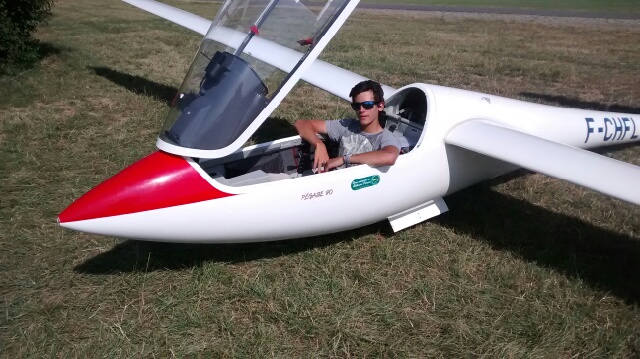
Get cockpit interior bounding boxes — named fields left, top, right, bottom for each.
left=198, top=86, right=429, bottom=186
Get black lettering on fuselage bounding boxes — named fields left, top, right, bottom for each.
left=604, top=118, right=613, bottom=141
left=613, top=117, right=624, bottom=140
left=584, top=118, right=595, bottom=143
left=585, top=116, right=638, bottom=143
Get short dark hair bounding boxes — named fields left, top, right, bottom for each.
left=349, top=80, right=384, bottom=103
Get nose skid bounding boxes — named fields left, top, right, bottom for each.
left=59, top=151, right=234, bottom=224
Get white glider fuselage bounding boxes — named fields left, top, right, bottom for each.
left=59, top=82, right=640, bottom=242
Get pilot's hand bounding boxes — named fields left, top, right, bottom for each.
left=313, top=143, right=329, bottom=173
left=325, top=156, right=345, bottom=171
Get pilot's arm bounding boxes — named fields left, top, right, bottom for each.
left=326, top=145, right=399, bottom=171
left=294, top=120, right=330, bottom=172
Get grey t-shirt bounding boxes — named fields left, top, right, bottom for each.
left=326, top=118, right=401, bottom=159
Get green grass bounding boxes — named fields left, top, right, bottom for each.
left=1, top=0, right=639, bottom=357
left=361, top=0, right=640, bottom=13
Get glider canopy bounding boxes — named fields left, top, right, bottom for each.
left=157, top=0, right=359, bottom=158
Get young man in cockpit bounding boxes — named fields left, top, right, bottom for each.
left=294, top=80, right=401, bottom=173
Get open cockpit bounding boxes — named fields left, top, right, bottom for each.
left=198, top=86, right=429, bottom=187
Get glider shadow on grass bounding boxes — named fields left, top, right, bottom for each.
left=434, top=170, right=640, bottom=305
left=90, top=66, right=177, bottom=106
left=74, top=222, right=391, bottom=273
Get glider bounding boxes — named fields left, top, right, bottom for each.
left=58, top=0, right=640, bottom=242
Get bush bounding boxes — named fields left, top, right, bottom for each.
left=0, top=0, right=55, bottom=74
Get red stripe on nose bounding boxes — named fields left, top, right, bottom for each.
left=59, top=151, right=234, bottom=223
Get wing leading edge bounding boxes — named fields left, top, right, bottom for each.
left=123, top=0, right=211, bottom=34
left=445, top=120, right=640, bottom=205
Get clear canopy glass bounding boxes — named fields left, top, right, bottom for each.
left=158, top=0, right=355, bottom=155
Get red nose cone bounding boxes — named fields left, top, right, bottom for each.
left=59, top=151, right=234, bottom=223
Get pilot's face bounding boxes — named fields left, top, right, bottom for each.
left=352, top=90, right=384, bottom=128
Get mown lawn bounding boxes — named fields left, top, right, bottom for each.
left=1, top=0, right=639, bottom=357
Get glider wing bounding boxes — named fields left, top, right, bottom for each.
left=445, top=120, right=640, bottom=205
left=123, top=0, right=211, bottom=35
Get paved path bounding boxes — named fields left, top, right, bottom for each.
left=355, top=3, right=640, bottom=20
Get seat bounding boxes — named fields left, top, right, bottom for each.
left=384, top=115, right=422, bottom=153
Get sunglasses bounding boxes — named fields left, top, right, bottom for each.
left=351, top=101, right=379, bottom=111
